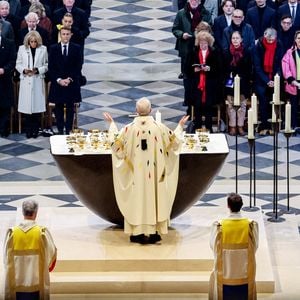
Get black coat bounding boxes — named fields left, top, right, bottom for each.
left=253, top=38, right=284, bottom=86
left=52, top=6, right=89, bottom=42
left=18, top=26, right=49, bottom=47
left=245, top=6, right=277, bottom=40
left=48, top=42, right=82, bottom=104
left=222, top=47, right=253, bottom=98
left=0, top=37, right=16, bottom=108
left=192, top=46, right=222, bottom=106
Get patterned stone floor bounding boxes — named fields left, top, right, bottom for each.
left=0, top=0, right=299, bottom=216
left=0, top=1, right=300, bottom=297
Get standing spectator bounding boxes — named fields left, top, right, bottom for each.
left=278, top=15, right=295, bottom=55
left=6, top=0, right=21, bottom=16
left=223, top=31, right=252, bottom=135
left=53, top=0, right=92, bottom=18
left=245, top=0, right=277, bottom=41
left=213, top=0, right=236, bottom=49
left=253, top=28, right=283, bottom=135
left=18, top=12, right=49, bottom=47
left=0, top=22, right=16, bottom=137
left=51, top=12, right=84, bottom=46
left=48, top=26, right=82, bottom=134
left=282, top=30, right=300, bottom=131
left=0, top=18, right=14, bottom=40
left=192, top=31, right=221, bottom=132
left=52, top=0, right=89, bottom=47
left=277, top=0, right=300, bottom=31
left=222, top=9, right=255, bottom=53
left=103, top=98, right=189, bottom=244
left=19, top=0, right=52, bottom=20
left=177, top=0, right=218, bottom=23
left=172, top=0, right=211, bottom=112
left=3, top=200, right=57, bottom=299
left=209, top=193, right=259, bottom=300
left=203, top=0, right=219, bottom=24
left=20, top=2, right=52, bottom=40
left=0, top=0, right=21, bottom=42
left=16, top=31, right=48, bottom=138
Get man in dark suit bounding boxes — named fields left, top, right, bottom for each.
left=245, top=0, right=277, bottom=40
left=277, top=0, right=300, bottom=31
left=213, top=0, right=235, bottom=49
left=0, top=22, right=16, bottom=137
left=0, top=19, right=14, bottom=41
left=48, top=26, right=82, bottom=134
left=18, top=12, right=49, bottom=46
left=0, top=0, right=21, bottom=43
left=52, top=0, right=89, bottom=46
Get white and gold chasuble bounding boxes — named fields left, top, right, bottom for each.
left=108, top=116, right=183, bottom=235
left=4, top=220, right=57, bottom=300
left=209, top=213, right=259, bottom=300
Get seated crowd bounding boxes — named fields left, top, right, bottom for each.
left=0, top=0, right=91, bottom=137
left=173, top=0, right=300, bottom=135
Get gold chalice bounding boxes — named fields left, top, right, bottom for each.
left=76, top=136, right=86, bottom=150
left=70, top=128, right=84, bottom=137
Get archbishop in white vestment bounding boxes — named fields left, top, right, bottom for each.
left=104, top=97, right=189, bottom=244
left=3, top=200, right=57, bottom=300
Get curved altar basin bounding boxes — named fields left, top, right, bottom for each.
left=51, top=134, right=229, bottom=225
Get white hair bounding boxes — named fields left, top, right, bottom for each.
left=25, top=12, right=39, bottom=21
left=136, top=97, right=151, bottom=116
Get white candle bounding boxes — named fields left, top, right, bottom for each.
left=285, top=102, right=291, bottom=132
left=274, top=74, right=280, bottom=104
left=248, top=108, right=254, bottom=139
left=234, top=75, right=240, bottom=106
left=271, top=101, right=276, bottom=123
left=251, top=94, right=258, bottom=124
left=155, top=110, right=161, bottom=123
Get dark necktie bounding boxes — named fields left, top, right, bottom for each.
left=63, top=45, right=67, bottom=56
left=291, top=6, right=296, bottom=23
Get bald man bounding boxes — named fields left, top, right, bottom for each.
left=104, top=98, right=189, bottom=244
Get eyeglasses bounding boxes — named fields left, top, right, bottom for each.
left=233, top=15, right=243, bottom=18
left=282, top=21, right=292, bottom=25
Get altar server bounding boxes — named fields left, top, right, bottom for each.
left=3, top=200, right=57, bottom=300
left=103, top=98, right=189, bottom=244
left=209, top=193, right=259, bottom=300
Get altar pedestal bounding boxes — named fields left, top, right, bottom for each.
left=50, top=134, right=229, bottom=225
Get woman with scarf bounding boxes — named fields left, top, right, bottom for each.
left=282, top=31, right=300, bottom=132
left=223, top=31, right=252, bottom=136
left=192, top=31, right=221, bottom=132
left=253, top=28, right=284, bottom=135
left=172, top=0, right=211, bottom=114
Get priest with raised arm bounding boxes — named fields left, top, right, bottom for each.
left=103, top=97, right=189, bottom=244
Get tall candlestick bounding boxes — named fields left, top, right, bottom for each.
left=234, top=74, right=240, bottom=106
left=248, top=108, right=254, bottom=139
left=271, top=101, right=276, bottom=123
left=274, top=74, right=280, bottom=105
left=285, top=102, right=291, bottom=132
left=155, top=110, right=161, bottom=123
left=251, top=94, right=258, bottom=124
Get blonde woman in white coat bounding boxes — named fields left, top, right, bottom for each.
left=16, top=30, right=48, bottom=138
